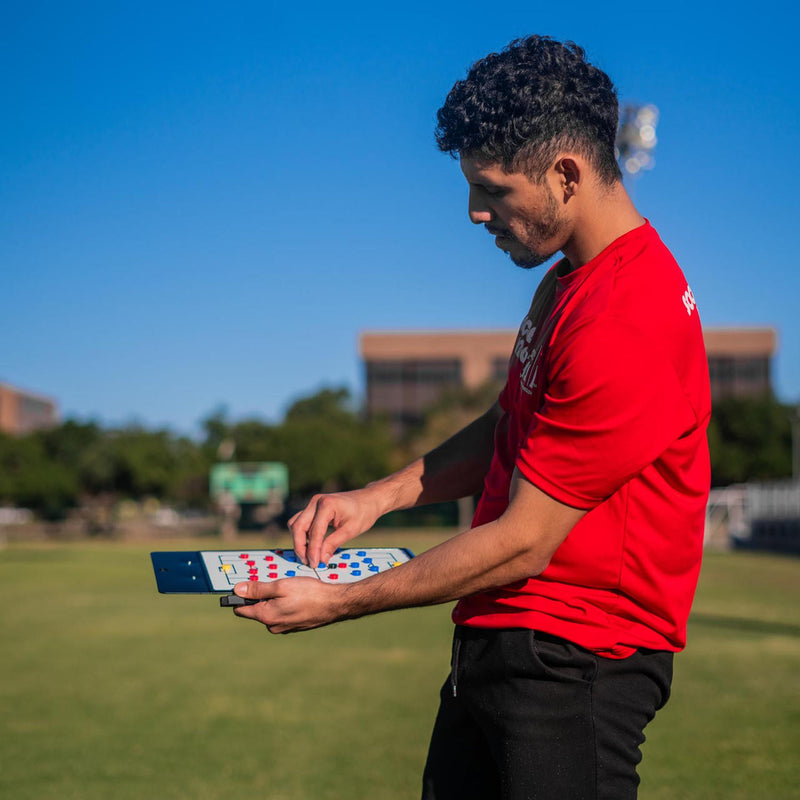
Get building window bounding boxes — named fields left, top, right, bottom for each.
left=365, top=359, right=463, bottom=437
left=367, top=359, right=462, bottom=386
left=492, top=356, right=510, bottom=383
left=708, top=356, right=770, bottom=398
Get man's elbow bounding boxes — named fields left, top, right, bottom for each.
left=501, top=474, right=587, bottom=579
left=516, top=549, right=553, bottom=579
left=497, top=514, right=576, bottom=579
left=498, top=531, right=556, bottom=580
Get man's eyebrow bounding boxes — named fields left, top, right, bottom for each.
left=470, top=180, right=503, bottom=191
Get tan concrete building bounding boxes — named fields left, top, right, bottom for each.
left=704, top=327, right=776, bottom=401
left=0, top=382, right=59, bottom=435
left=360, top=327, right=777, bottom=437
left=360, top=330, right=514, bottom=437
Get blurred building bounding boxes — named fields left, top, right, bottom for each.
left=0, top=382, right=59, bottom=435
left=360, top=326, right=777, bottom=438
left=360, top=330, right=514, bottom=438
left=704, top=327, right=777, bottom=401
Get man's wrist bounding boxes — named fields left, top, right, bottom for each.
left=360, top=479, right=403, bottom=519
left=363, top=466, right=421, bottom=517
left=340, top=580, right=372, bottom=620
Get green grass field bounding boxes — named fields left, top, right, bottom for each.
left=1, top=533, right=798, bottom=799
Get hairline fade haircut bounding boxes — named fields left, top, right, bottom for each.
left=435, top=36, right=623, bottom=185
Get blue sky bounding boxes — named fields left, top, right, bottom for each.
left=2, top=1, right=798, bottom=435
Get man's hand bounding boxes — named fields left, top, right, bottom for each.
left=232, top=578, right=350, bottom=634
left=288, top=487, right=384, bottom=567
left=286, top=403, right=501, bottom=567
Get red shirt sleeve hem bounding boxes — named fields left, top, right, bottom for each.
left=515, top=458, right=600, bottom=510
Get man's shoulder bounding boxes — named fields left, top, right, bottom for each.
left=567, top=224, right=692, bottom=329
left=551, top=224, right=709, bottom=415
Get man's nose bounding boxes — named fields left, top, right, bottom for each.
left=468, top=189, right=492, bottom=225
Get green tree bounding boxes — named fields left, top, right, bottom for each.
left=167, top=435, right=213, bottom=507
left=198, top=388, right=393, bottom=498
left=708, top=395, right=793, bottom=486
left=284, top=387, right=356, bottom=425
left=200, top=406, right=232, bottom=459
left=0, top=431, right=80, bottom=519
left=76, top=425, right=209, bottom=503
left=275, top=387, right=393, bottom=495
left=39, top=419, right=103, bottom=465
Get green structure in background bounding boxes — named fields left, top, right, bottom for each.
left=210, top=462, right=289, bottom=536
left=210, top=462, right=289, bottom=503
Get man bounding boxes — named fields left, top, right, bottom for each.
left=234, top=36, right=711, bottom=799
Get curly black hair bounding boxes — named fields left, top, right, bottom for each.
left=435, top=36, right=622, bottom=184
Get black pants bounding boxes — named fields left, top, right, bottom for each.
left=421, top=626, right=673, bottom=800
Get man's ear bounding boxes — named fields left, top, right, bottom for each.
left=554, top=156, right=582, bottom=199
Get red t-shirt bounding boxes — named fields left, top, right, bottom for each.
left=453, top=222, right=711, bottom=658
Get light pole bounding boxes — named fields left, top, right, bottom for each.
left=616, top=103, right=659, bottom=197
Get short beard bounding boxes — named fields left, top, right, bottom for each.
left=509, top=249, right=557, bottom=270
left=510, top=188, right=568, bottom=270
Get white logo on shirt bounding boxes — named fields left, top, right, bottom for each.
left=514, top=317, right=537, bottom=360
left=682, top=285, right=697, bottom=316
left=514, top=313, right=557, bottom=395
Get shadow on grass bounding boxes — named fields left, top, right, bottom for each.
left=689, top=613, right=800, bottom=638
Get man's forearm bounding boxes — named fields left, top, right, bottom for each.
left=288, top=401, right=502, bottom=569
left=234, top=474, right=586, bottom=633
left=340, top=519, right=534, bottom=616
left=340, top=477, right=585, bottom=619
left=364, top=402, right=502, bottom=517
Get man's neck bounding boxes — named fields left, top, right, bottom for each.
left=561, top=183, right=645, bottom=269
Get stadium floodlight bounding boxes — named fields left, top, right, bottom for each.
left=616, top=103, right=659, bottom=179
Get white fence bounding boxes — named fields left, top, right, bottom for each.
left=706, top=480, right=800, bottom=552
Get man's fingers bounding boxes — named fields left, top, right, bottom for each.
left=232, top=581, right=285, bottom=625
left=289, top=498, right=320, bottom=532
left=232, top=577, right=333, bottom=633
left=289, top=496, right=332, bottom=564
left=288, top=491, right=373, bottom=566
left=234, top=601, right=281, bottom=628
left=305, top=498, right=342, bottom=565
left=307, top=496, right=338, bottom=538
left=290, top=525, right=308, bottom=563
left=318, top=524, right=359, bottom=564
left=234, top=580, right=279, bottom=601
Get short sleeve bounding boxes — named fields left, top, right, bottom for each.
left=516, top=317, right=698, bottom=509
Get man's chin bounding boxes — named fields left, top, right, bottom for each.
left=496, top=235, right=558, bottom=270
left=509, top=250, right=555, bottom=270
